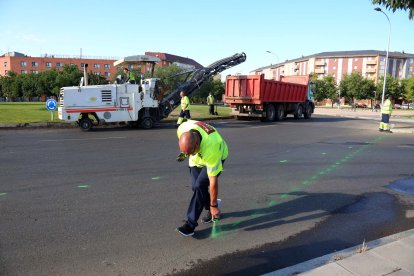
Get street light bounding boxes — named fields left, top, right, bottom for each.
left=266, top=50, right=280, bottom=64
left=374, top=7, right=391, bottom=105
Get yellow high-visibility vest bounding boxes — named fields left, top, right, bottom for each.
left=177, top=120, right=228, bottom=176
left=381, top=99, right=392, bottom=115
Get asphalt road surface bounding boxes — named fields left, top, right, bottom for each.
left=1, top=115, right=414, bottom=276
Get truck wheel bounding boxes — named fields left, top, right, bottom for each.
left=262, top=104, right=276, bottom=122
left=294, top=105, right=303, bottom=119
left=79, top=118, right=93, bottom=131
left=275, top=104, right=284, bottom=121
left=141, top=117, right=154, bottom=129
left=304, top=104, right=313, bottom=119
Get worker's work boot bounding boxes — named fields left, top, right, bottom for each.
left=177, top=221, right=195, bottom=237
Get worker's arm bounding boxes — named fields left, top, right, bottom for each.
left=209, top=175, right=220, bottom=218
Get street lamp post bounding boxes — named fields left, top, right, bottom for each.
left=266, top=50, right=280, bottom=64
left=374, top=7, right=391, bottom=106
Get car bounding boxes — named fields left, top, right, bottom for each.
left=354, top=103, right=367, bottom=108
left=393, top=104, right=401, bottom=109
left=400, top=103, right=414, bottom=109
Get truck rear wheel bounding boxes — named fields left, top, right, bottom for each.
left=275, top=104, right=284, bottom=121
left=294, top=104, right=303, bottom=119
left=79, top=118, right=93, bottom=131
left=261, top=104, right=276, bottom=122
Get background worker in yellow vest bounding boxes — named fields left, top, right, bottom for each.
left=123, top=68, right=136, bottom=84
left=379, top=95, right=393, bottom=132
left=177, top=91, right=191, bottom=126
left=207, top=93, right=215, bottom=115
left=175, top=120, right=228, bottom=236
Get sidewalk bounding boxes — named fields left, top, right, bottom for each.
left=264, top=229, right=414, bottom=276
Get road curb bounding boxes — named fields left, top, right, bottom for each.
left=263, top=228, right=414, bottom=276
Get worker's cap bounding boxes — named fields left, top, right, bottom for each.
left=179, top=131, right=198, bottom=155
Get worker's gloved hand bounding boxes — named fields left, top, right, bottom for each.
left=176, top=152, right=187, bottom=162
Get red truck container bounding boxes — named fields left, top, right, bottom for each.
left=225, top=74, right=315, bottom=121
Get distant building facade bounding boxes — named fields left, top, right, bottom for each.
left=0, top=51, right=118, bottom=79
left=0, top=51, right=203, bottom=80
left=253, top=50, right=414, bottom=84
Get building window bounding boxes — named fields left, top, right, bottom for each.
left=56, top=62, right=62, bottom=67
left=104, top=72, right=110, bottom=77
left=81, top=63, right=85, bottom=68
left=21, top=70, right=27, bottom=74
left=4, top=62, right=7, bottom=67
left=20, top=61, right=27, bottom=67
left=354, top=58, right=358, bottom=61
left=104, top=64, right=110, bottom=69
left=31, top=70, right=39, bottom=74
left=32, top=61, right=38, bottom=67
left=46, top=62, right=52, bottom=67
left=94, top=64, right=100, bottom=69
left=94, top=72, right=100, bottom=75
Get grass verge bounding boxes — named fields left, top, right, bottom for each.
left=0, top=102, right=232, bottom=124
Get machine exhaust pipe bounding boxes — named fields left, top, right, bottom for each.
left=83, top=63, right=88, bottom=86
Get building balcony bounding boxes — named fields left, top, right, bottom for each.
left=366, top=67, right=376, bottom=73
left=314, top=68, right=325, bottom=74
left=315, top=60, right=325, bottom=66
left=366, top=59, right=377, bottom=65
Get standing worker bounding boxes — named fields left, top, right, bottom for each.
left=207, top=92, right=215, bottom=115
left=123, top=68, right=136, bottom=84
left=379, top=95, right=393, bottom=132
left=177, top=91, right=191, bottom=126
left=176, top=120, right=228, bottom=237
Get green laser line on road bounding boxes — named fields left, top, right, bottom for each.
left=209, top=136, right=386, bottom=239
left=0, top=192, right=7, bottom=197
left=78, top=185, right=90, bottom=189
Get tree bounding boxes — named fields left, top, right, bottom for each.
left=376, top=75, right=404, bottom=101
left=372, top=0, right=414, bottom=20
left=404, top=75, right=414, bottom=102
left=313, top=75, right=337, bottom=106
left=154, top=65, right=186, bottom=92
left=339, top=72, right=375, bottom=103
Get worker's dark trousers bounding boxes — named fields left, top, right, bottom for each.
left=186, top=163, right=224, bottom=228
left=186, top=166, right=210, bottom=228
left=209, top=104, right=214, bottom=115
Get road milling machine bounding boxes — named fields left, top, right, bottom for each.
left=58, top=53, right=246, bottom=131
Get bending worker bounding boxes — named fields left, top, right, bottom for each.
left=176, top=120, right=228, bottom=237
left=123, top=67, right=136, bottom=84
left=177, top=91, right=191, bottom=126
left=379, top=95, right=393, bottom=132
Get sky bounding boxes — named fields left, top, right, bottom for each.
left=1, top=0, right=413, bottom=78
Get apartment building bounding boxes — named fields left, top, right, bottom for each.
left=0, top=51, right=203, bottom=80
left=0, top=52, right=118, bottom=79
left=253, top=50, right=414, bottom=84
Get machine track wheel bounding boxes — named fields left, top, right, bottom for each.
left=79, top=118, right=93, bottom=131
left=141, top=117, right=154, bottom=129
